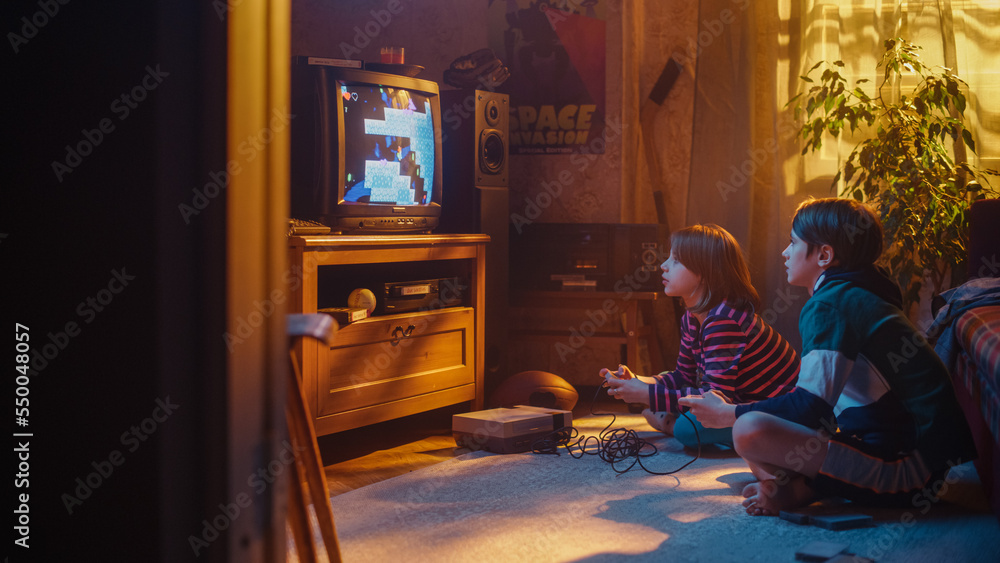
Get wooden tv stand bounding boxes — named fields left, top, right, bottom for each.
left=288, top=234, right=487, bottom=436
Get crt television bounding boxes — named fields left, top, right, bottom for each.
left=290, top=60, right=444, bottom=233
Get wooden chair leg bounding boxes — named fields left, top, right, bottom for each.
left=287, top=462, right=320, bottom=562
left=287, top=348, right=343, bottom=562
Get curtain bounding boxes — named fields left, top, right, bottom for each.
left=685, top=0, right=805, bottom=343
left=682, top=0, right=1000, bottom=342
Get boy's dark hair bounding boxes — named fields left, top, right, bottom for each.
left=671, top=224, right=760, bottom=313
left=792, top=197, right=883, bottom=270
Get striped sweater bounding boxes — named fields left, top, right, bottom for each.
left=649, top=301, right=800, bottom=414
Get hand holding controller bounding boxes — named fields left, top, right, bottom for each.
left=598, top=364, right=643, bottom=403
left=598, top=364, right=635, bottom=385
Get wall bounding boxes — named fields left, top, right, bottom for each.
left=292, top=0, right=482, bottom=86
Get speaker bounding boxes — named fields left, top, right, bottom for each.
left=439, top=89, right=510, bottom=386
left=440, top=89, right=509, bottom=196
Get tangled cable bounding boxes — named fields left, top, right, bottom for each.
left=531, top=385, right=701, bottom=476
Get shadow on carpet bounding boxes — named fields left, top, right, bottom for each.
left=329, top=413, right=999, bottom=562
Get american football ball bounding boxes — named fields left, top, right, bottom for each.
left=489, top=370, right=579, bottom=411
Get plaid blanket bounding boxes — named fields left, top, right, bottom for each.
left=930, top=278, right=1000, bottom=367
left=954, top=305, right=1000, bottom=447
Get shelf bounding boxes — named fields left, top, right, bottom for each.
left=508, top=289, right=663, bottom=375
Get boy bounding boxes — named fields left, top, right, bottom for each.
left=679, top=198, right=976, bottom=515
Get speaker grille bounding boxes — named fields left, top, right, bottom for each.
left=479, top=129, right=506, bottom=176
left=484, top=98, right=501, bottom=127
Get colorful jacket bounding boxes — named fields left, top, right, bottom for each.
left=736, top=267, right=977, bottom=469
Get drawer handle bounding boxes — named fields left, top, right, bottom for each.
left=391, top=324, right=417, bottom=345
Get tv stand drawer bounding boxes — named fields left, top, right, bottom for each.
left=317, top=307, right=475, bottom=417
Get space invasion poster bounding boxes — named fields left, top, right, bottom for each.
left=488, top=0, right=607, bottom=155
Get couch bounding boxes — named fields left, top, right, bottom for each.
left=932, top=198, right=1000, bottom=519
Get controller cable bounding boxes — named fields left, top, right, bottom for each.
left=530, top=384, right=701, bottom=476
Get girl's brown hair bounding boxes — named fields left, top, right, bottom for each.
left=670, top=224, right=760, bottom=314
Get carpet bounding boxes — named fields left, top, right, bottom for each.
left=329, top=414, right=1000, bottom=562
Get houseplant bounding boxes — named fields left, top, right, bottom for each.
left=789, top=38, right=998, bottom=309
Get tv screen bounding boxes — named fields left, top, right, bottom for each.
left=340, top=83, right=436, bottom=206
left=290, top=61, right=443, bottom=233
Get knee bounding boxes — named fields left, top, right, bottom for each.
left=673, top=416, right=698, bottom=447
left=732, top=412, right=772, bottom=456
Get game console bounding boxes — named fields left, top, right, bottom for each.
left=452, top=405, right=573, bottom=454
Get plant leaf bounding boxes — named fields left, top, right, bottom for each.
left=788, top=37, right=991, bottom=309
left=962, top=129, right=976, bottom=152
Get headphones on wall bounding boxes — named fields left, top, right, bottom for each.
left=444, top=48, right=510, bottom=89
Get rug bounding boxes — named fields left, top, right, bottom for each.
left=329, top=414, right=1000, bottom=562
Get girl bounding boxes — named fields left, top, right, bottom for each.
left=602, top=224, right=800, bottom=447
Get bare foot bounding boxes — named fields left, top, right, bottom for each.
left=741, top=476, right=815, bottom=516
left=641, top=408, right=677, bottom=436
